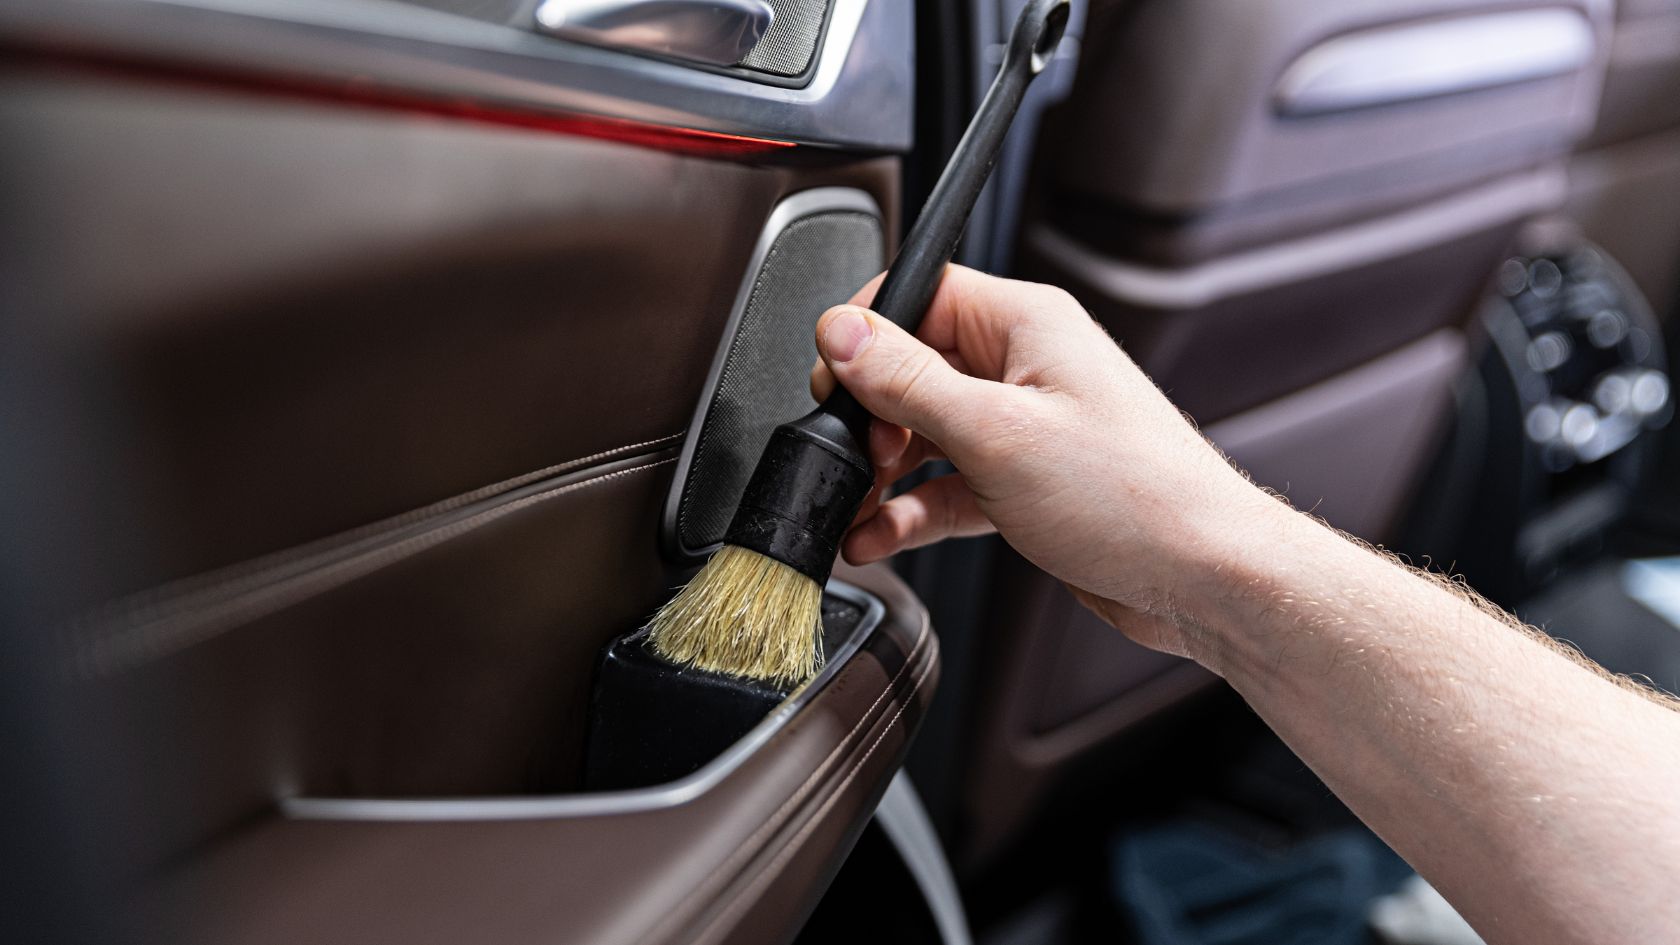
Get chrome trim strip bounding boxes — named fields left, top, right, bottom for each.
left=0, top=0, right=912, bottom=151
left=1275, top=8, right=1596, bottom=117
left=282, top=578, right=885, bottom=821
left=1029, top=168, right=1567, bottom=310
left=660, top=186, right=884, bottom=563
left=532, top=0, right=774, bottom=69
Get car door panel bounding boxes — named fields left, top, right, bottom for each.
left=0, top=2, right=930, bottom=942
left=116, top=563, right=935, bottom=945
left=2, top=74, right=901, bottom=603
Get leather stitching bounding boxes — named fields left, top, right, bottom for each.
left=646, top=616, right=932, bottom=944
left=374, top=433, right=683, bottom=526
left=61, top=434, right=683, bottom=637
left=647, top=620, right=929, bottom=939
left=722, top=625, right=930, bottom=863
left=71, top=456, right=677, bottom=678
left=693, top=634, right=939, bottom=944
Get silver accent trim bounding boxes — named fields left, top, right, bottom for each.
left=1275, top=8, right=1596, bottom=117
left=282, top=578, right=885, bottom=822
left=0, top=0, right=912, bottom=151
left=1029, top=168, right=1567, bottom=310
left=533, top=0, right=773, bottom=68
left=661, top=186, right=885, bottom=562
left=875, top=774, right=973, bottom=945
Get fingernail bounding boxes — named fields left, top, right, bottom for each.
left=824, top=309, right=874, bottom=363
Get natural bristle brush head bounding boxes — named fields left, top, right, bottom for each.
left=645, top=545, right=825, bottom=689
left=645, top=407, right=875, bottom=687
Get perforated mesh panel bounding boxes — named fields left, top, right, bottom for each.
left=740, top=0, right=832, bottom=76
left=676, top=210, right=884, bottom=553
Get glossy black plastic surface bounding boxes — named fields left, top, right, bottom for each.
left=584, top=593, right=867, bottom=790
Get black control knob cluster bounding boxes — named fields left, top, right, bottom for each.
left=1497, top=247, right=1671, bottom=472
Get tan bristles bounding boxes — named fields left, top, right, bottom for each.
left=645, top=545, right=825, bottom=688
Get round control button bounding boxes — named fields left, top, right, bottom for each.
left=1525, top=332, right=1572, bottom=373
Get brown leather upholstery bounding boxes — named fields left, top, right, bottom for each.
left=71, top=448, right=684, bottom=881
left=1023, top=227, right=1508, bottom=423
left=125, top=563, right=935, bottom=945
left=1567, top=0, right=1680, bottom=326
left=1045, top=0, right=1608, bottom=264
left=1582, top=0, right=1680, bottom=150
left=2, top=70, right=924, bottom=945
left=0, top=74, right=897, bottom=604
left=958, top=550, right=1213, bottom=867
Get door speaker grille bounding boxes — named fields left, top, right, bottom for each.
left=741, top=0, right=834, bottom=77
left=668, top=190, right=885, bottom=560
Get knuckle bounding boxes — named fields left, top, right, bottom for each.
left=1030, top=285, right=1094, bottom=328
left=1035, top=284, right=1080, bottom=311
left=937, top=485, right=963, bottom=537
left=966, top=393, right=1044, bottom=463
left=885, top=502, right=917, bottom=544
left=883, top=348, right=946, bottom=411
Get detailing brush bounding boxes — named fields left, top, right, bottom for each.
left=646, top=0, right=1072, bottom=688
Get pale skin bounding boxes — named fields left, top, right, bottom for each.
left=810, top=265, right=1680, bottom=945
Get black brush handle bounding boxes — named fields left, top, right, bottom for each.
left=726, top=0, right=1069, bottom=583
left=823, top=0, right=1071, bottom=444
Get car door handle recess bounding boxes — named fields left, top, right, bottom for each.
left=1274, top=9, right=1595, bottom=117
left=534, top=0, right=775, bottom=67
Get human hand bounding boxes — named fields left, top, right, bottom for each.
left=810, top=265, right=1281, bottom=660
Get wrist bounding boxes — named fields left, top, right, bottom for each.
left=1167, top=485, right=1350, bottom=680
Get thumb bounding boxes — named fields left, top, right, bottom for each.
left=815, top=305, right=991, bottom=446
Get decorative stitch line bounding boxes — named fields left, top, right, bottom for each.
left=71, top=456, right=677, bottom=679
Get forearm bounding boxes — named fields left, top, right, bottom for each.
left=1185, top=495, right=1680, bottom=945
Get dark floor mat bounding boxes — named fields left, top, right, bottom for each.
left=1111, top=822, right=1411, bottom=945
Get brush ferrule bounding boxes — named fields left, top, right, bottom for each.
left=725, top=408, right=875, bottom=585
